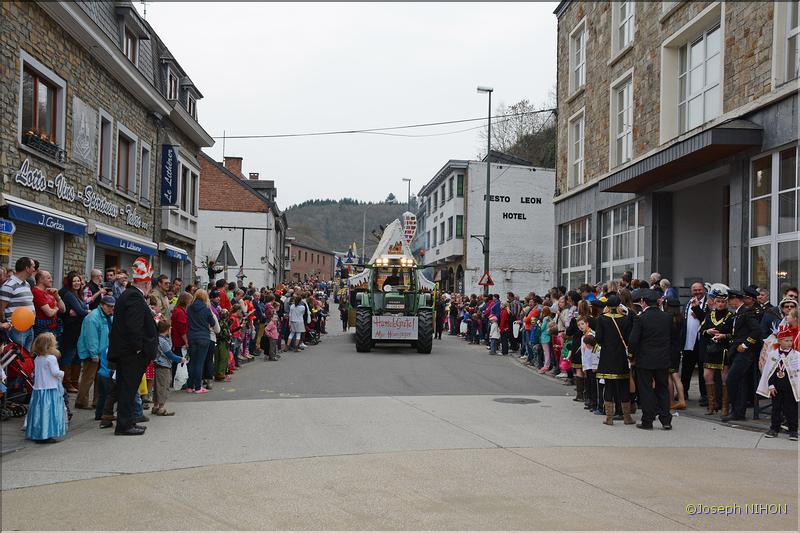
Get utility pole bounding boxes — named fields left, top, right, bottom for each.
left=477, top=86, right=493, bottom=297
left=214, top=225, right=272, bottom=285
left=402, top=178, right=412, bottom=207
left=361, top=211, right=366, bottom=265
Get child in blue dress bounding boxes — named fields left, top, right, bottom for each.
left=26, top=332, right=67, bottom=442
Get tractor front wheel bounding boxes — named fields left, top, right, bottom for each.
left=355, top=308, right=373, bottom=353
left=416, top=310, right=433, bottom=354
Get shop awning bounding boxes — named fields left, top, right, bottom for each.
left=600, top=120, right=763, bottom=193
left=1, top=194, right=87, bottom=236
left=159, top=242, right=190, bottom=262
left=89, top=221, right=158, bottom=256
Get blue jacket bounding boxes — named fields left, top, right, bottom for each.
left=77, top=307, right=113, bottom=361
left=187, top=299, right=215, bottom=342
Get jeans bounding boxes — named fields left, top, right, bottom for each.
left=95, top=375, right=113, bottom=420
left=187, top=339, right=210, bottom=390
left=489, top=338, right=498, bottom=354
left=521, top=329, right=531, bottom=357
left=135, top=392, right=143, bottom=417
left=60, top=345, right=78, bottom=367
left=8, top=327, right=34, bottom=353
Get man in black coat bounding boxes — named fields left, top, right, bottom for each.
left=107, top=257, right=158, bottom=436
left=718, top=289, right=762, bottom=422
left=630, top=289, right=677, bottom=430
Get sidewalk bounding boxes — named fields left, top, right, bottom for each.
left=452, top=332, right=773, bottom=433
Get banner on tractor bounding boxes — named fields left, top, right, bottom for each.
left=372, top=316, right=418, bottom=340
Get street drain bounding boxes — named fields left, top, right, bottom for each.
left=493, top=397, right=540, bottom=404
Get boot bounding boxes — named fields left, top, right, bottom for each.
left=621, top=402, right=636, bottom=425
left=63, top=369, right=78, bottom=394
left=603, top=401, right=614, bottom=425
left=70, top=365, right=81, bottom=391
left=573, top=377, right=585, bottom=402
left=721, top=384, right=729, bottom=417
left=704, top=383, right=717, bottom=415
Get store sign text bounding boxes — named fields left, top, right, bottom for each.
left=14, top=159, right=149, bottom=230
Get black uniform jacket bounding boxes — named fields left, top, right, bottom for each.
left=595, top=311, right=633, bottom=378
left=107, top=286, right=158, bottom=363
left=629, top=306, right=676, bottom=370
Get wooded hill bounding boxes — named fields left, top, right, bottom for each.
left=285, top=198, right=410, bottom=256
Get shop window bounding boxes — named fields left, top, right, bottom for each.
left=139, top=142, right=151, bottom=206
left=560, top=217, right=592, bottom=289
left=116, top=123, right=138, bottom=197
left=456, top=174, right=464, bottom=197
left=600, top=201, right=644, bottom=282
left=456, top=215, right=463, bottom=238
left=19, top=52, right=66, bottom=161
left=97, top=111, right=113, bottom=184
left=749, top=146, right=800, bottom=297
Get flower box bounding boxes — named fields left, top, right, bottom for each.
left=22, top=133, right=66, bottom=163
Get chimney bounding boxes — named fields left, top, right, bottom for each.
left=223, top=156, right=243, bottom=177
left=249, top=172, right=259, bottom=181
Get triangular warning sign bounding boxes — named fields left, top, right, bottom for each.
left=478, top=271, right=494, bottom=286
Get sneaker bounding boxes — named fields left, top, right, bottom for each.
left=789, top=432, right=798, bottom=441
left=194, top=388, right=209, bottom=394
left=556, top=372, right=568, bottom=378
left=299, top=343, right=307, bottom=349
left=764, top=429, right=778, bottom=438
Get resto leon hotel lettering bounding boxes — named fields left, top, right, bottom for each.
left=482, top=193, right=543, bottom=221
left=13, top=158, right=149, bottom=230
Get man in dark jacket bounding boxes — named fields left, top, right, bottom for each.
left=630, top=288, right=677, bottom=430
left=719, top=289, right=762, bottom=422
left=107, top=257, right=158, bottom=436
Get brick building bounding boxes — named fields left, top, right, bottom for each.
left=289, top=242, right=335, bottom=283
left=0, top=1, right=212, bottom=283
left=554, top=1, right=798, bottom=296
left=196, top=153, right=287, bottom=288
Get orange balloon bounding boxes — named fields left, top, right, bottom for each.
left=11, top=306, right=35, bottom=331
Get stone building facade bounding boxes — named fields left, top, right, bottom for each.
left=0, top=1, right=212, bottom=284
left=554, top=1, right=798, bottom=297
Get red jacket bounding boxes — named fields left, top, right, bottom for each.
left=499, top=308, right=510, bottom=333
left=218, top=289, right=232, bottom=311
left=171, top=305, right=188, bottom=349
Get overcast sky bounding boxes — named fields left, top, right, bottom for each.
left=138, top=2, right=558, bottom=208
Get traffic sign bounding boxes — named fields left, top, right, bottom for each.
left=0, top=245, right=11, bottom=256
left=0, top=218, right=16, bottom=235
left=0, top=234, right=11, bottom=244
left=478, top=271, right=494, bottom=286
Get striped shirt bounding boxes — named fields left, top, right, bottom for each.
left=0, top=274, right=35, bottom=321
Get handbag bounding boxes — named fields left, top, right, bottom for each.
left=610, top=316, right=634, bottom=362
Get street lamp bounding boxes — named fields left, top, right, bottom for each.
left=477, top=85, right=493, bottom=297
left=401, top=178, right=412, bottom=207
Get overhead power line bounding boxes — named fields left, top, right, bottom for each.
left=212, top=109, right=556, bottom=140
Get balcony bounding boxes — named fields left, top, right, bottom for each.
left=162, top=207, right=198, bottom=241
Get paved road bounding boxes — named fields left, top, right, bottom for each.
left=1, top=329, right=797, bottom=531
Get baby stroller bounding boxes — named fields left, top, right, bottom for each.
left=0, top=341, right=34, bottom=421
left=305, top=316, right=321, bottom=346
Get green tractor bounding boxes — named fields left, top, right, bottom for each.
left=349, top=215, right=435, bottom=354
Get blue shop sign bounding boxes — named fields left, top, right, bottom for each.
left=164, top=248, right=189, bottom=262
left=96, top=232, right=157, bottom=256
left=7, top=204, right=86, bottom=236
left=161, top=144, right=179, bottom=206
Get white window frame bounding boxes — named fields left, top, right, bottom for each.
left=567, top=108, right=585, bottom=189
left=611, top=1, right=635, bottom=55
left=176, top=158, right=200, bottom=218
left=609, top=70, right=634, bottom=168
left=139, top=141, right=152, bottom=208
left=560, top=217, right=592, bottom=288
left=748, top=146, right=800, bottom=298
left=773, top=1, right=800, bottom=87
left=186, top=93, right=197, bottom=119
left=115, top=121, right=138, bottom=200
left=123, top=27, right=138, bottom=66
left=600, top=201, right=644, bottom=281
left=677, top=24, right=722, bottom=134
left=569, top=18, right=587, bottom=95
left=167, top=67, right=179, bottom=100
left=96, top=108, right=114, bottom=187
left=659, top=2, right=723, bottom=144
left=17, top=50, right=67, bottom=153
